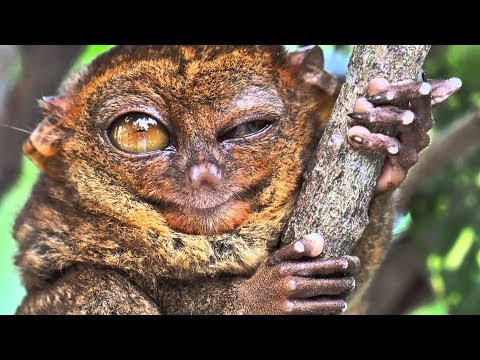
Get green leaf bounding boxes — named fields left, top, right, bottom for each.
left=71, top=45, right=115, bottom=71
left=284, top=45, right=300, bottom=52
left=0, top=157, right=39, bottom=314
left=427, top=254, right=445, bottom=296
left=409, top=300, right=449, bottom=315
left=393, top=212, right=412, bottom=238
left=443, top=227, right=476, bottom=271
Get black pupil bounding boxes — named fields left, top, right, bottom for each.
left=220, top=120, right=271, bottom=141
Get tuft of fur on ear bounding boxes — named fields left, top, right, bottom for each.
left=288, top=45, right=325, bottom=69
left=23, top=96, right=70, bottom=179
left=285, top=45, right=341, bottom=128
left=287, top=45, right=340, bottom=97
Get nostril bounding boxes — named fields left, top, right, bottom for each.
left=186, top=165, right=200, bottom=187
left=209, top=163, right=221, bottom=182
left=186, top=162, right=222, bottom=189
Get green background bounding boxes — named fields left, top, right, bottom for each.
left=1, top=45, right=479, bottom=315
left=0, top=45, right=114, bottom=314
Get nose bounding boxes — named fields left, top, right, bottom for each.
left=186, top=162, right=222, bottom=189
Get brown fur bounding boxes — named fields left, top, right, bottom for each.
left=14, top=45, right=390, bottom=314
left=17, top=264, right=160, bottom=315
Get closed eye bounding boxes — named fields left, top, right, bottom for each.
left=218, top=120, right=275, bottom=142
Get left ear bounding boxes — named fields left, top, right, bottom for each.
left=23, top=96, right=71, bottom=179
left=287, top=45, right=340, bottom=96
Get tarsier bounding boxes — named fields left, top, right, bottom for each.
left=13, top=45, right=461, bottom=314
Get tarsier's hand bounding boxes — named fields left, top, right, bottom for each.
left=237, top=234, right=359, bottom=314
left=347, top=76, right=462, bottom=194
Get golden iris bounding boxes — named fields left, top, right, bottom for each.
left=108, top=113, right=170, bottom=154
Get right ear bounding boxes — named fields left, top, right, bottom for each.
left=23, top=96, right=71, bottom=179
left=287, top=45, right=340, bottom=97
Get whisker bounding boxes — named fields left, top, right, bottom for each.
left=232, top=189, right=242, bottom=200
left=0, top=124, right=32, bottom=135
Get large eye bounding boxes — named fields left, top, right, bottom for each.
left=108, top=113, right=170, bottom=154
left=219, top=120, right=273, bottom=142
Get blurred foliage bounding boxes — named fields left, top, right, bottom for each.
left=71, top=45, right=114, bottom=70
left=0, top=45, right=113, bottom=314
left=0, top=45, right=479, bottom=314
left=408, top=46, right=480, bottom=314
left=0, top=158, right=38, bottom=314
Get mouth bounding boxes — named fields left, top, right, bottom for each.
left=164, top=197, right=233, bottom=215
left=150, top=191, right=235, bottom=212
left=161, top=198, right=252, bottom=235
left=141, top=178, right=270, bottom=235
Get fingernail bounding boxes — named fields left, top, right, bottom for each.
left=350, top=135, right=364, bottom=144
left=286, top=301, right=294, bottom=312
left=368, top=94, right=383, bottom=102
left=342, top=301, right=348, bottom=313
left=351, top=279, right=356, bottom=290
left=401, top=110, right=415, bottom=125
left=448, top=77, right=462, bottom=88
left=294, top=241, right=305, bottom=253
left=347, top=112, right=364, bottom=120
left=385, top=92, right=394, bottom=101
left=419, top=82, right=432, bottom=95
left=303, top=233, right=324, bottom=243
left=388, top=145, right=399, bottom=154
left=288, top=279, right=297, bottom=291
left=302, top=233, right=324, bottom=257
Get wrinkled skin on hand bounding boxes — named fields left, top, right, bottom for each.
left=348, top=76, right=462, bottom=194
left=237, top=234, right=359, bottom=314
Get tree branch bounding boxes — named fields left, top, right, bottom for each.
left=282, top=45, right=431, bottom=257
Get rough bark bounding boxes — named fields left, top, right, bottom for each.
left=0, top=45, right=84, bottom=198
left=282, top=45, right=431, bottom=257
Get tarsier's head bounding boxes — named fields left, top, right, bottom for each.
left=21, top=45, right=337, bottom=279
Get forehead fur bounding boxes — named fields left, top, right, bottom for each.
left=62, top=45, right=289, bottom=97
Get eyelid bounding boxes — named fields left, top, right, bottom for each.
left=218, top=118, right=277, bottom=143
left=104, top=105, right=170, bottom=133
left=218, top=114, right=280, bottom=138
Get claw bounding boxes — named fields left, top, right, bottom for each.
left=350, top=135, right=364, bottom=145
left=368, top=94, right=383, bottom=102
left=347, top=112, right=366, bottom=121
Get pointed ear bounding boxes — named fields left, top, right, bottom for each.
left=287, top=45, right=340, bottom=96
left=23, top=96, right=70, bottom=179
